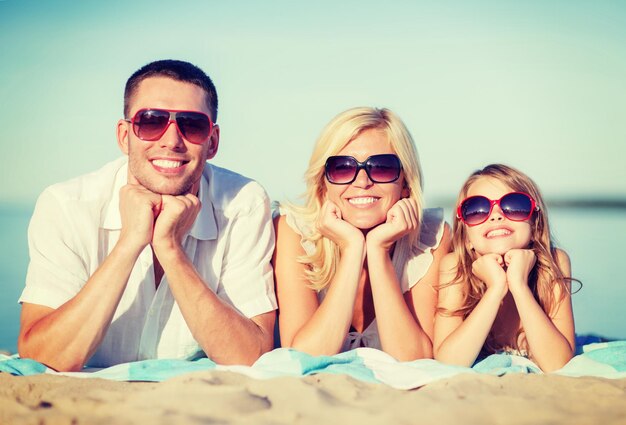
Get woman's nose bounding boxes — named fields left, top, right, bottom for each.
left=352, top=168, right=373, bottom=188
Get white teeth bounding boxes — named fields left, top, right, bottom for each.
left=152, top=159, right=182, bottom=169
left=348, top=197, right=378, bottom=205
left=486, top=229, right=511, bottom=238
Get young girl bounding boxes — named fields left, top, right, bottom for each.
left=434, top=164, right=575, bottom=372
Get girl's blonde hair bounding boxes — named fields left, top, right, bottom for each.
left=446, top=164, right=574, bottom=353
left=283, top=107, right=424, bottom=291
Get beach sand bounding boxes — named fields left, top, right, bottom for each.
left=1, top=371, right=625, bottom=424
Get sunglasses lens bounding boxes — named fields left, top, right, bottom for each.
left=367, top=154, right=401, bottom=183
left=176, top=112, right=212, bottom=144
left=325, top=156, right=358, bottom=184
left=133, top=110, right=170, bottom=140
left=500, top=193, right=533, bottom=221
left=460, top=196, right=491, bottom=225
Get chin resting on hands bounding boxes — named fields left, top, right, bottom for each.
left=153, top=194, right=202, bottom=250
left=366, top=198, right=418, bottom=251
left=316, top=200, right=364, bottom=250
left=118, top=184, right=163, bottom=251
left=504, top=249, right=536, bottom=293
left=471, top=254, right=508, bottom=298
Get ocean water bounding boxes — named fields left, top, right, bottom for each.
left=0, top=203, right=624, bottom=353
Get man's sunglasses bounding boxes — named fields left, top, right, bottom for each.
left=125, top=108, right=214, bottom=145
left=457, top=192, right=539, bottom=226
left=324, top=154, right=402, bottom=185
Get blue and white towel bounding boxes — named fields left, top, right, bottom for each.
left=1, top=341, right=624, bottom=390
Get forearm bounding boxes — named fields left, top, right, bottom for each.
left=511, top=286, right=574, bottom=371
left=19, top=243, right=140, bottom=371
left=289, top=243, right=366, bottom=356
left=367, top=246, right=431, bottom=360
left=158, top=248, right=273, bottom=365
left=434, top=288, right=502, bottom=367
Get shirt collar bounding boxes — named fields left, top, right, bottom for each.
left=102, top=161, right=217, bottom=241
left=189, top=171, right=217, bottom=240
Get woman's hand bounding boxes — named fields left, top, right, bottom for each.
left=366, top=198, right=418, bottom=252
left=504, top=249, right=536, bottom=295
left=316, top=200, right=364, bottom=250
left=471, top=254, right=508, bottom=299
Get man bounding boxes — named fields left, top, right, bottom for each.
left=18, top=60, right=277, bottom=371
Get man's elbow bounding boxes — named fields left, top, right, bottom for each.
left=18, top=334, right=86, bottom=372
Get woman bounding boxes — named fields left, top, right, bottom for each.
left=273, top=107, right=450, bottom=361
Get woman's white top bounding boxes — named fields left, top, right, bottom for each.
left=281, top=207, right=445, bottom=352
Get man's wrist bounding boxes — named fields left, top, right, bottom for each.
left=114, top=235, right=148, bottom=260
left=152, top=241, right=187, bottom=265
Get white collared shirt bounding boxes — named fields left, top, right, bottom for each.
left=20, top=157, right=277, bottom=367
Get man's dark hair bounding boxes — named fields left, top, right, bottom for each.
left=124, top=59, right=218, bottom=121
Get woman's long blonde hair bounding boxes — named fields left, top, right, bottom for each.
left=283, top=107, right=424, bottom=291
left=446, top=164, right=575, bottom=352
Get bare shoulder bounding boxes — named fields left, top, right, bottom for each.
left=436, top=252, right=465, bottom=309
left=553, top=248, right=570, bottom=264
left=432, top=222, right=452, bottom=256
left=439, top=251, right=459, bottom=275
left=272, top=214, right=307, bottom=263
left=274, top=214, right=300, bottom=244
left=553, top=248, right=571, bottom=275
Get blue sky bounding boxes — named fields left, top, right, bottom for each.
left=1, top=0, right=625, bottom=206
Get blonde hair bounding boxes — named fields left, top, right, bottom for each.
left=445, top=164, right=575, bottom=353
left=282, top=107, right=424, bottom=291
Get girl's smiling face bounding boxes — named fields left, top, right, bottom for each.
left=464, top=176, right=533, bottom=256
left=324, top=128, right=407, bottom=230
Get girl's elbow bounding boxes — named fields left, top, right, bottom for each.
left=539, top=352, right=574, bottom=373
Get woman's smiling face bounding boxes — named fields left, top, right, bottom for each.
left=464, top=176, right=533, bottom=256
left=324, top=128, right=406, bottom=230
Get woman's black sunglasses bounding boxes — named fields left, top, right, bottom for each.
left=324, top=154, right=402, bottom=185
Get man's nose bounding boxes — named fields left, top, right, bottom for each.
left=158, top=121, right=185, bottom=149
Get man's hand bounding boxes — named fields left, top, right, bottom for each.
left=316, top=200, right=364, bottom=251
left=118, top=184, right=162, bottom=253
left=472, top=254, right=508, bottom=299
left=504, top=249, right=536, bottom=295
left=152, top=194, right=201, bottom=254
left=366, top=198, right=418, bottom=252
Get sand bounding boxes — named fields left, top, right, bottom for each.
left=1, top=371, right=625, bottom=425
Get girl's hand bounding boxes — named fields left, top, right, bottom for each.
left=316, top=200, right=364, bottom=250
left=471, top=254, right=508, bottom=299
left=504, top=249, right=536, bottom=295
left=366, top=198, right=419, bottom=252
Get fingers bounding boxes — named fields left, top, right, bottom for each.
left=316, top=200, right=363, bottom=248
left=118, top=184, right=163, bottom=250
left=503, top=249, right=535, bottom=267
left=326, top=200, right=342, bottom=220
left=387, top=198, right=418, bottom=231
left=160, top=194, right=201, bottom=221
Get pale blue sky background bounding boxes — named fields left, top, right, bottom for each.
left=1, top=0, right=625, bottom=206
left=1, top=1, right=626, bottom=347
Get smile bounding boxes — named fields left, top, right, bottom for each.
left=152, top=159, right=185, bottom=169
left=347, top=197, right=380, bottom=205
left=485, top=228, right=512, bottom=238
